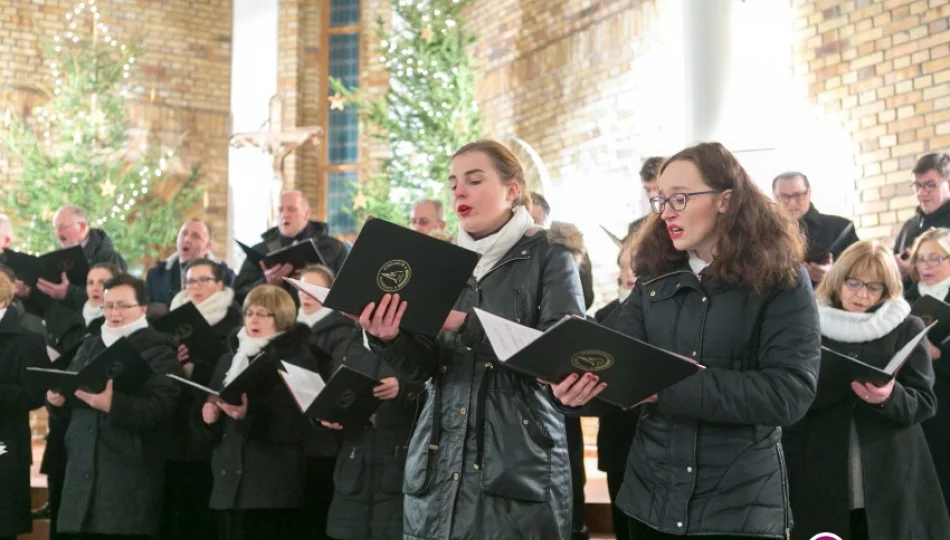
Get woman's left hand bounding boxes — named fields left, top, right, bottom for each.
left=442, top=310, right=467, bottom=333
left=851, top=379, right=895, bottom=405
left=217, top=393, right=249, bottom=420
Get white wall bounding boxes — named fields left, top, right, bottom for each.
left=228, top=0, right=278, bottom=267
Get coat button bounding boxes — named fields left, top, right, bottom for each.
left=702, top=297, right=707, bottom=302
left=465, top=347, right=472, bottom=351
left=521, top=250, right=527, bottom=255
left=460, top=408, right=467, bottom=415
left=686, top=466, right=693, bottom=473
left=452, top=472, right=459, bottom=481
left=523, top=419, right=529, bottom=425
left=677, top=522, right=683, bottom=528
left=691, top=351, right=697, bottom=357
left=649, top=290, right=656, bottom=297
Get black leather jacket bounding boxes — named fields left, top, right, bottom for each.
left=372, top=229, right=585, bottom=540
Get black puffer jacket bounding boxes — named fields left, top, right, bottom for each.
left=56, top=327, right=182, bottom=535
left=205, top=323, right=318, bottom=510
left=605, top=264, right=821, bottom=538
left=371, top=229, right=585, bottom=540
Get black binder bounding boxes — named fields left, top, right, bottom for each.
left=805, top=222, right=855, bottom=264
left=153, top=302, right=228, bottom=363
left=474, top=308, right=702, bottom=409
left=4, top=245, right=89, bottom=286
left=819, top=321, right=935, bottom=389
left=236, top=239, right=325, bottom=270
left=27, top=337, right=151, bottom=394
left=320, top=219, right=480, bottom=336
left=167, top=353, right=278, bottom=405
left=910, top=295, right=950, bottom=344
left=279, top=361, right=382, bottom=426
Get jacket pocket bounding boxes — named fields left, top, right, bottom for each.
left=333, top=442, right=366, bottom=496
left=480, top=391, right=553, bottom=502
left=403, top=399, right=435, bottom=496
left=377, top=443, right=409, bottom=495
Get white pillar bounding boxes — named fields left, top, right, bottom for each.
left=682, top=0, right=734, bottom=144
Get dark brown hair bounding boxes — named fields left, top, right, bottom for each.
left=453, top=140, right=533, bottom=212
left=632, top=142, right=805, bottom=295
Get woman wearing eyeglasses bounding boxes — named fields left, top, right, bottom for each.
left=904, top=227, right=950, bottom=516
left=784, top=240, right=949, bottom=539
left=200, top=284, right=317, bottom=540
left=551, top=142, right=821, bottom=540
left=159, top=258, right=243, bottom=540
left=48, top=273, right=183, bottom=539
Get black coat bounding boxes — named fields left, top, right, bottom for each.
left=601, top=264, right=821, bottom=538
left=371, top=229, right=586, bottom=540
left=0, top=308, right=47, bottom=536
left=233, top=221, right=349, bottom=304
left=785, top=310, right=950, bottom=539
left=799, top=204, right=859, bottom=261
left=905, top=284, right=950, bottom=514
left=302, top=311, right=355, bottom=458
left=205, top=323, right=318, bottom=510
left=327, top=331, right=425, bottom=540
left=56, top=326, right=182, bottom=535
left=894, top=201, right=950, bottom=255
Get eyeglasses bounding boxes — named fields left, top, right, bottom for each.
left=913, top=255, right=950, bottom=266
left=844, top=277, right=885, bottom=295
left=103, top=303, right=140, bottom=312
left=776, top=191, right=809, bottom=203
left=185, top=276, right=219, bottom=287
left=649, top=190, right=723, bottom=214
left=911, top=180, right=942, bottom=193
left=243, top=310, right=275, bottom=319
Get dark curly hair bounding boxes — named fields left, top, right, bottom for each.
left=632, top=142, right=805, bottom=295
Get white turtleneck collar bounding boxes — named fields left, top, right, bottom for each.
left=101, top=315, right=150, bottom=347
left=688, top=251, right=710, bottom=275
left=817, top=296, right=910, bottom=343
left=298, top=306, right=334, bottom=328
left=918, top=276, right=950, bottom=303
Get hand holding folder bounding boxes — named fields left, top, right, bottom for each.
left=167, top=353, right=278, bottom=405
left=4, top=245, right=89, bottom=287
left=279, top=361, right=381, bottom=426
left=236, top=239, right=326, bottom=272
left=473, top=308, right=702, bottom=409
left=910, top=295, right=950, bottom=344
left=819, top=321, right=935, bottom=392
left=27, top=338, right=151, bottom=395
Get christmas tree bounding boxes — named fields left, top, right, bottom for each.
left=332, top=0, right=481, bottom=230
left=1, top=0, right=204, bottom=263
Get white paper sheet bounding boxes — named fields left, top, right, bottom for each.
left=283, top=277, right=330, bottom=303
left=166, top=374, right=219, bottom=396
left=279, top=360, right=326, bottom=411
left=885, top=321, right=936, bottom=374
left=472, top=307, right=543, bottom=362
left=47, top=346, right=61, bottom=362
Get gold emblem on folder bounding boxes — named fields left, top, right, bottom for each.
left=377, top=260, right=411, bottom=292
left=920, top=314, right=936, bottom=326
left=570, top=350, right=614, bottom=372
left=57, top=260, right=74, bottom=272
left=174, top=324, right=193, bottom=339
left=337, top=389, right=357, bottom=409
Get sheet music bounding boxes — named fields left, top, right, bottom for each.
left=166, top=374, right=219, bottom=396
left=284, top=277, right=329, bottom=303
left=473, top=307, right=543, bottom=362
left=280, top=361, right=326, bottom=411
left=885, top=321, right=936, bottom=374
left=47, top=346, right=61, bottom=362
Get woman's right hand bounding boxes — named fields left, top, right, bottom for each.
left=202, top=400, right=221, bottom=425
left=930, top=342, right=942, bottom=360
left=177, top=344, right=190, bottom=363
left=547, top=373, right=607, bottom=408
left=47, top=390, right=65, bottom=407
left=320, top=420, right=344, bottom=430
left=358, top=293, right=408, bottom=343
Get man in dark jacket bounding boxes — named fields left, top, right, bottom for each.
left=15, top=205, right=127, bottom=352
left=233, top=190, right=348, bottom=303
left=773, top=171, right=859, bottom=285
left=894, top=153, right=950, bottom=278
left=626, top=156, right=664, bottom=238
left=145, top=218, right=234, bottom=314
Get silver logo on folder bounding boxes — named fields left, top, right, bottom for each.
left=570, top=350, right=614, bottom=372
left=377, top=260, right=411, bottom=292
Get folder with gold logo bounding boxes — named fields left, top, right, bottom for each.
left=279, top=361, right=382, bottom=427
left=28, top=337, right=150, bottom=395
left=153, top=302, right=228, bottom=365
left=4, top=245, right=89, bottom=287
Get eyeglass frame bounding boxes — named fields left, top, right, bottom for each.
left=910, top=180, right=944, bottom=193
left=243, top=309, right=275, bottom=319
left=844, top=276, right=886, bottom=295
left=649, top=190, right=724, bottom=214
left=102, top=303, right=141, bottom=313
left=184, top=276, right=221, bottom=287
left=775, top=190, right=810, bottom=204
left=912, top=254, right=950, bottom=267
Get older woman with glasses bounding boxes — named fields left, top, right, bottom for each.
left=199, top=284, right=317, bottom=540
left=159, top=258, right=242, bottom=540
left=48, top=273, right=182, bottom=539
left=905, top=227, right=950, bottom=515
left=784, top=240, right=949, bottom=540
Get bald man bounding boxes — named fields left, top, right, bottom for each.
left=233, top=190, right=349, bottom=303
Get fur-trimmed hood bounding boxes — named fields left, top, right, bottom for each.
left=547, top=221, right=587, bottom=262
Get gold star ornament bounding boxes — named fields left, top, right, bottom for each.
left=420, top=25, right=434, bottom=41
left=329, top=93, right=347, bottom=111
left=100, top=178, right=117, bottom=197
left=352, top=190, right=367, bottom=210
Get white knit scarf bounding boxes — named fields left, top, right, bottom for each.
left=918, top=276, right=950, bottom=304
left=101, top=315, right=150, bottom=347
left=223, top=327, right=284, bottom=386
left=170, top=287, right=235, bottom=327
left=817, top=297, right=910, bottom=343
left=456, top=206, right=536, bottom=281
left=83, top=301, right=104, bottom=326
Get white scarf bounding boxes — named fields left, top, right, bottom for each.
left=688, top=251, right=710, bottom=275
left=83, top=301, right=104, bottom=326
left=817, top=297, right=910, bottom=343
left=223, top=327, right=284, bottom=386
left=169, top=287, right=235, bottom=327
left=0, top=308, right=7, bottom=325
left=456, top=206, right=537, bottom=281
left=101, top=315, right=150, bottom=347
left=298, top=306, right=334, bottom=328
left=918, top=276, right=950, bottom=303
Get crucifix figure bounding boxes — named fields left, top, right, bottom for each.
left=229, top=95, right=323, bottom=226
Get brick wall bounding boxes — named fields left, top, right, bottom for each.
left=792, top=0, right=950, bottom=241
left=0, top=0, right=232, bottom=261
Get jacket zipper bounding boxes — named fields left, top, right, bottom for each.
left=641, top=269, right=693, bottom=286
left=474, top=361, right=493, bottom=470
left=479, top=255, right=530, bottom=282
left=776, top=443, right=791, bottom=540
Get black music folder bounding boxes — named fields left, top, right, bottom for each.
left=27, top=338, right=151, bottom=394
left=474, top=308, right=702, bottom=408
left=237, top=239, right=325, bottom=270
left=805, top=223, right=856, bottom=264
left=911, top=295, right=950, bottom=344
left=167, top=354, right=278, bottom=405
left=279, top=361, right=382, bottom=426
left=153, top=302, right=228, bottom=363
left=316, top=218, right=480, bottom=336
left=4, top=245, right=89, bottom=286
left=819, top=321, right=935, bottom=389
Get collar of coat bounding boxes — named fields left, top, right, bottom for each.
left=164, top=250, right=224, bottom=271
left=817, top=296, right=910, bottom=343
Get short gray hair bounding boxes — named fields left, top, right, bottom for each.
left=54, top=205, right=88, bottom=223
left=414, top=199, right=444, bottom=220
